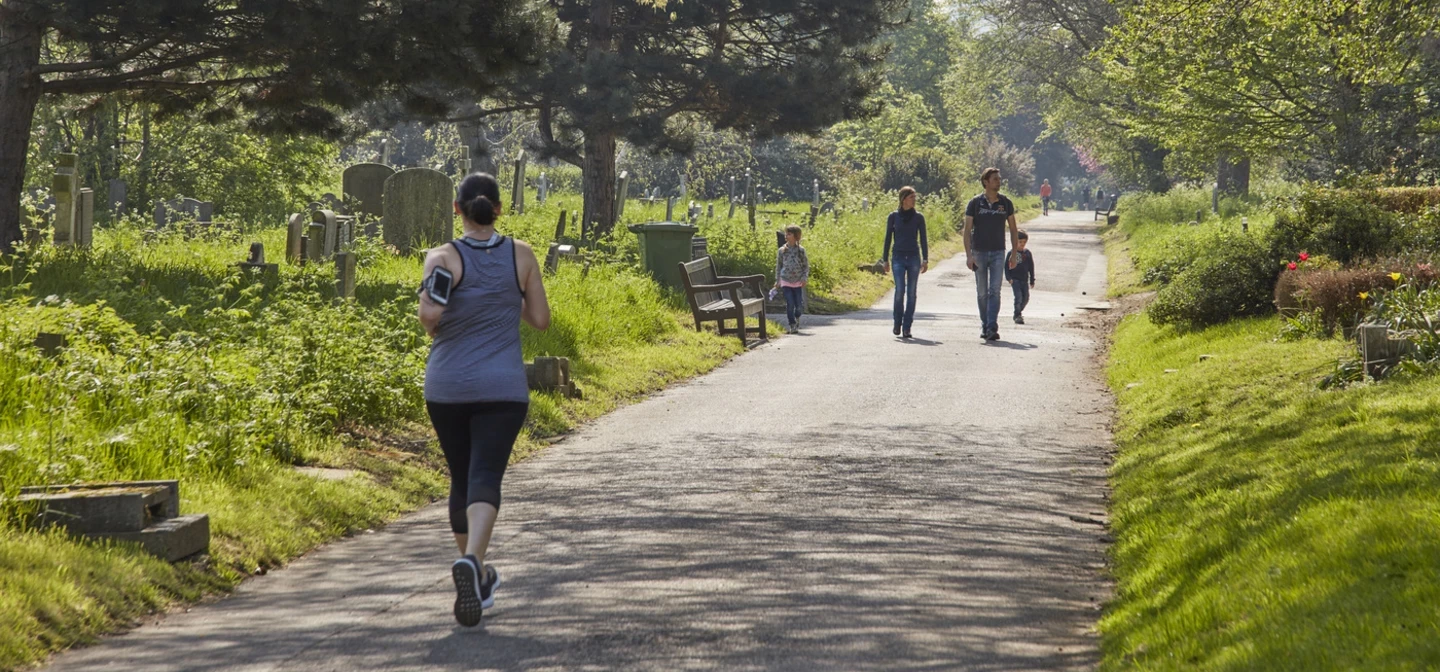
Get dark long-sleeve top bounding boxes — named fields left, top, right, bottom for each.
left=882, top=209, right=928, bottom=261
left=1005, top=248, right=1036, bottom=284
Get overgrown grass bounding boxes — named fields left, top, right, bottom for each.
left=1103, top=314, right=1440, bottom=670
left=1101, top=185, right=1440, bottom=669
left=1106, top=188, right=1277, bottom=298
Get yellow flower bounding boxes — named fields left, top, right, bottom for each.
left=1359, top=291, right=1370, bottom=300
left=1390, top=272, right=1403, bottom=282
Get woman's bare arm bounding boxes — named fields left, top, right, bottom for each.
left=515, top=241, right=551, bottom=331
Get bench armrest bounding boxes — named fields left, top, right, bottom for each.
left=716, top=274, right=767, bottom=297
left=686, top=280, right=744, bottom=293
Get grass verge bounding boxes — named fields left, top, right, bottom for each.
left=1100, top=191, right=1440, bottom=670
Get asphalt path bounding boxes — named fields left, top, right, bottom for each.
left=45, top=208, right=1114, bottom=671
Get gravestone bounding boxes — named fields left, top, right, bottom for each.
left=554, top=211, right=568, bottom=240
left=707, top=204, right=714, bottom=219
left=34, top=332, right=67, bottom=357
left=665, top=197, right=675, bottom=222
left=679, top=173, right=687, bottom=199
left=861, top=197, right=870, bottom=213
left=819, top=201, right=835, bottom=215
left=511, top=151, right=527, bottom=214
left=544, top=243, right=578, bottom=273
left=285, top=213, right=306, bottom=263
left=107, top=178, right=127, bottom=216
left=342, top=163, right=394, bottom=223
left=615, top=170, right=629, bottom=220
left=1358, top=323, right=1419, bottom=378
left=745, top=169, right=756, bottom=229
left=728, top=175, right=736, bottom=203
left=52, top=153, right=79, bottom=245
left=537, top=172, right=549, bottom=204
left=310, top=193, right=346, bottom=215
left=238, top=242, right=279, bottom=277
left=457, top=146, right=472, bottom=180
left=383, top=168, right=454, bottom=253
left=17, top=480, right=209, bottom=562
left=813, top=179, right=821, bottom=209
left=306, top=223, right=326, bottom=262
left=691, top=235, right=708, bottom=260
left=335, top=252, right=357, bottom=299
left=154, top=198, right=211, bottom=227
left=75, top=188, right=94, bottom=249
left=525, top=356, right=582, bottom=398
left=312, top=210, right=340, bottom=259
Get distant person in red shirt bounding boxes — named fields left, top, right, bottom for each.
left=1039, top=179, right=1052, bottom=215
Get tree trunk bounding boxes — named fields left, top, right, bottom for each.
left=582, top=130, right=618, bottom=236
left=0, top=12, right=44, bottom=252
left=1217, top=153, right=1251, bottom=196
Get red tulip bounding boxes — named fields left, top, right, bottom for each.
left=1287, top=262, right=1298, bottom=271
left=1298, top=252, right=1310, bottom=262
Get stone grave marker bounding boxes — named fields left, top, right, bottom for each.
left=52, top=154, right=79, bottom=245
left=238, top=242, right=279, bottom=277
left=34, top=332, right=67, bottom=357
left=665, top=197, right=676, bottom=221
left=310, top=193, right=346, bottom=215
left=335, top=251, right=357, bottom=299
left=728, top=175, right=736, bottom=204
left=707, top=204, right=714, bottom=219
left=306, top=223, right=327, bottom=262
left=383, top=168, right=454, bottom=254
left=525, top=356, right=582, bottom=398
left=615, top=170, right=629, bottom=220
left=554, top=211, right=568, bottom=241
left=76, top=188, right=94, bottom=249
left=679, top=173, right=687, bottom=199
left=311, top=210, right=341, bottom=259
left=342, top=163, right=394, bottom=224
left=285, top=213, right=306, bottom=263
left=511, top=151, right=527, bottom=214
left=17, top=480, right=209, bottom=561
left=544, top=243, right=579, bottom=273
left=862, top=197, right=870, bottom=213
left=746, top=169, right=756, bottom=229
left=691, top=235, right=708, bottom=260
left=154, top=197, right=211, bottom=227
left=537, top=172, right=549, bottom=204
left=107, top=178, right=127, bottom=216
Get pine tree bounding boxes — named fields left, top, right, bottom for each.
left=0, top=0, right=549, bottom=251
left=461, top=0, right=906, bottom=235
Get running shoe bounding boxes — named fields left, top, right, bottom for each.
left=451, top=555, right=484, bottom=627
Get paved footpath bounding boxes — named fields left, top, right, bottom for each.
left=47, top=210, right=1113, bottom=671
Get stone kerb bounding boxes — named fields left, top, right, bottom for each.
left=383, top=168, right=455, bottom=254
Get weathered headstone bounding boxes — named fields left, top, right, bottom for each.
left=537, top=172, right=549, bottom=204
left=679, top=173, right=687, bottom=199
left=691, top=235, right=708, bottom=260
left=666, top=197, right=675, bottom=222
left=707, top=204, right=714, bottom=219
left=544, top=243, right=578, bottom=274
left=380, top=138, right=391, bottom=166
left=306, top=223, right=326, bottom=262
left=17, top=480, right=209, bottom=561
left=52, top=154, right=79, bottom=245
left=311, top=193, right=346, bottom=215
left=382, top=168, right=454, bottom=253
left=107, top=178, right=127, bottom=216
left=813, top=179, right=821, bottom=209
left=312, top=210, right=340, bottom=259
left=238, top=242, right=279, bottom=277
left=457, top=146, right=472, bottom=180
left=75, top=188, right=94, bottom=249
left=861, top=197, right=870, bottom=213
left=285, top=213, right=306, bottom=263
left=511, top=151, right=527, bottom=214
left=554, top=211, right=568, bottom=241
left=615, top=170, right=629, bottom=220
left=728, top=175, right=736, bottom=203
left=745, top=169, right=756, bottom=229
left=342, top=163, right=394, bottom=223
left=34, top=332, right=67, bottom=357
left=335, top=251, right=357, bottom=299
left=525, top=356, right=582, bottom=398
left=154, top=198, right=210, bottom=227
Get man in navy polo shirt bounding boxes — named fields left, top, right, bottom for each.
left=963, top=167, right=1022, bottom=341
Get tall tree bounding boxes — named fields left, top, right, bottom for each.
left=1101, top=0, right=1440, bottom=185
left=0, top=0, right=549, bottom=251
left=457, top=0, right=906, bottom=235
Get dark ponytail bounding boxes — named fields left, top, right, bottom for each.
left=456, top=173, right=502, bottom=227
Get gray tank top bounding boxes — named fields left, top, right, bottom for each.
left=424, top=236, right=530, bottom=404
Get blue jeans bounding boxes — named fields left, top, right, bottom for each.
left=1011, top=279, right=1031, bottom=318
left=891, top=254, right=921, bottom=331
left=782, top=286, right=805, bottom=326
left=972, top=250, right=1006, bottom=334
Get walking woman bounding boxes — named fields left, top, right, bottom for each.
left=417, top=173, right=550, bottom=627
left=882, top=186, right=929, bottom=339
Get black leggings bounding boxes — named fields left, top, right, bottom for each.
left=426, top=401, right=529, bottom=534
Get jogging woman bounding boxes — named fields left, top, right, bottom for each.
left=418, top=172, right=550, bottom=627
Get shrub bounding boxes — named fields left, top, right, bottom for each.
left=1274, top=259, right=1439, bottom=332
left=966, top=137, right=1036, bottom=196
left=1375, top=187, right=1440, bottom=214
left=1269, top=188, right=1401, bottom=264
left=878, top=148, right=959, bottom=195
left=1147, top=234, right=1280, bottom=328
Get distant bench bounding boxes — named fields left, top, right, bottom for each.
left=679, top=257, right=768, bottom=346
left=1095, top=196, right=1118, bottom=222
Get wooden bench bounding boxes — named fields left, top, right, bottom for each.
left=679, top=257, right=768, bottom=346
left=1094, top=196, right=1118, bottom=221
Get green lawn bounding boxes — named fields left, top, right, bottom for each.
left=1100, top=189, right=1440, bottom=670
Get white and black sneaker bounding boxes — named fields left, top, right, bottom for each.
left=451, top=555, right=484, bottom=627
